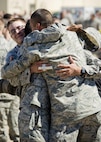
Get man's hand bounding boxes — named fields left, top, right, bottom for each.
left=67, top=24, right=83, bottom=32
left=30, top=60, right=51, bottom=73
left=56, top=56, right=82, bottom=78
left=30, top=61, right=44, bottom=73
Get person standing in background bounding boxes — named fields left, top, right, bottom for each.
left=3, top=13, right=17, bottom=50
left=60, top=9, right=74, bottom=26
left=2, top=17, right=50, bottom=142
left=0, top=18, right=20, bottom=142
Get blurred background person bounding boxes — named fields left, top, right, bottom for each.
left=60, top=9, right=74, bottom=26
left=3, top=13, right=16, bottom=50
left=82, top=13, right=100, bottom=30
left=0, top=18, right=19, bottom=142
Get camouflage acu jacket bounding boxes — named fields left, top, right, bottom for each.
left=1, top=23, right=101, bottom=121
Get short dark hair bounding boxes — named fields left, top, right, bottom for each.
left=7, top=17, right=26, bottom=29
left=3, top=13, right=13, bottom=20
left=25, top=19, right=32, bottom=36
left=31, top=9, right=53, bottom=28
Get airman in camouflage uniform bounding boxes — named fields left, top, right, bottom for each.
left=0, top=18, right=19, bottom=142
left=2, top=9, right=101, bottom=142
left=75, top=27, right=101, bottom=142
left=53, top=26, right=101, bottom=142
left=6, top=45, right=50, bottom=142
left=2, top=17, right=51, bottom=142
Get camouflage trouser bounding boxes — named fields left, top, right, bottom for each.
left=9, top=96, right=20, bottom=142
left=49, top=111, right=101, bottom=142
left=18, top=105, right=50, bottom=142
left=77, top=111, right=101, bottom=142
left=0, top=97, right=20, bottom=142
left=0, top=104, right=11, bottom=142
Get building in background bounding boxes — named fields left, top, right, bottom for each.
left=0, top=0, right=101, bottom=19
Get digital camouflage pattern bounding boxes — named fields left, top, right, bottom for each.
left=2, top=23, right=101, bottom=141
left=4, top=45, right=50, bottom=141
left=18, top=73, right=50, bottom=142
left=77, top=27, right=101, bottom=142
left=0, top=35, right=19, bottom=142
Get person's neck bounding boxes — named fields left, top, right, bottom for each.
left=0, top=31, right=3, bottom=36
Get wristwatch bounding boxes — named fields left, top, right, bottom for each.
left=80, top=67, right=86, bottom=77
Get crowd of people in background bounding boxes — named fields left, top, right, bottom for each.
left=0, top=7, right=101, bottom=142
left=53, top=9, right=101, bottom=31
left=1, top=8, right=101, bottom=31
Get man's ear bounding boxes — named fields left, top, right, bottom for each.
left=36, top=23, right=42, bottom=31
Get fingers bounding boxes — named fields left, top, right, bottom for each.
left=56, top=68, right=68, bottom=74
left=68, top=56, right=75, bottom=64
left=32, top=60, right=49, bottom=66
left=67, top=24, right=83, bottom=32
left=56, top=70, right=69, bottom=79
left=57, top=63, right=70, bottom=68
left=77, top=24, right=83, bottom=29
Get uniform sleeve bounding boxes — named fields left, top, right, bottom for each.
left=82, top=49, right=101, bottom=79
left=1, top=46, right=39, bottom=79
left=3, top=47, right=32, bottom=85
left=0, top=79, right=17, bottom=95
left=23, top=23, right=63, bottom=47
left=7, top=68, right=31, bottom=86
